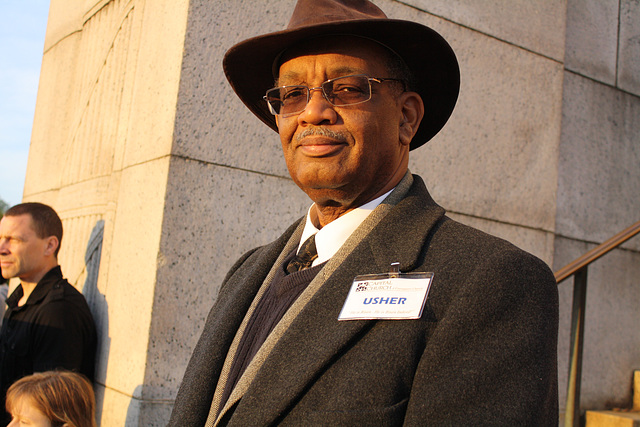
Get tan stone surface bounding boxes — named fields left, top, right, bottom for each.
left=618, top=0, right=640, bottom=97
left=447, top=212, right=555, bottom=266
left=586, top=410, right=640, bottom=426
left=25, top=33, right=83, bottom=196
left=172, top=0, right=291, bottom=176
left=557, top=72, right=640, bottom=252
left=120, top=1, right=190, bottom=168
left=406, top=17, right=562, bottom=232
left=25, top=0, right=190, bottom=424
left=635, top=371, right=640, bottom=411
left=43, top=0, right=84, bottom=50
left=398, top=0, right=567, bottom=61
left=145, top=158, right=309, bottom=400
left=565, top=0, right=619, bottom=85
left=99, top=157, right=170, bottom=392
left=95, top=384, right=138, bottom=427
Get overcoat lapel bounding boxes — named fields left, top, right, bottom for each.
left=225, top=175, right=446, bottom=426
left=173, top=222, right=300, bottom=425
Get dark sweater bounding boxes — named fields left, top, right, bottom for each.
left=220, top=252, right=325, bottom=413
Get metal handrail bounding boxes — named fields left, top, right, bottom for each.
left=556, top=220, right=640, bottom=427
left=556, top=221, right=640, bottom=284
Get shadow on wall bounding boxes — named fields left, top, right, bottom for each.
left=125, top=385, right=144, bottom=426
left=80, top=220, right=110, bottom=418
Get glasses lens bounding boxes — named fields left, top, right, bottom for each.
left=264, top=75, right=373, bottom=116
left=266, top=86, right=308, bottom=116
left=324, top=75, right=371, bottom=106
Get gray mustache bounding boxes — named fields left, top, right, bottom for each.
left=296, top=127, right=349, bottom=143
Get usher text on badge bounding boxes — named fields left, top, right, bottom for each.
left=363, top=297, right=407, bottom=305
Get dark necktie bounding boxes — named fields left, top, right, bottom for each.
left=286, top=234, right=318, bottom=274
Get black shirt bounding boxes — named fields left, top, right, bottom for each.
left=0, top=266, right=97, bottom=426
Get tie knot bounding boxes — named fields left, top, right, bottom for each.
left=286, top=234, right=318, bottom=274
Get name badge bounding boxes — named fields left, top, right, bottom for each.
left=338, top=263, right=433, bottom=321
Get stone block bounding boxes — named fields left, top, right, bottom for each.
left=447, top=212, right=555, bottom=266
left=97, top=157, right=171, bottom=395
left=100, top=381, right=174, bottom=427
left=173, top=0, right=291, bottom=176
left=565, top=0, right=619, bottom=85
left=395, top=0, right=566, bottom=61
left=43, top=0, right=84, bottom=50
left=618, top=0, right=640, bottom=96
left=557, top=72, right=640, bottom=252
left=120, top=0, right=190, bottom=168
left=406, top=18, right=562, bottom=232
left=145, top=157, right=309, bottom=400
left=636, top=371, right=640, bottom=411
left=27, top=0, right=191, bottom=193
left=95, top=384, right=140, bottom=427
left=25, top=33, right=83, bottom=196
left=586, top=410, right=640, bottom=426
left=555, top=236, right=640, bottom=412
left=42, top=177, right=111, bottom=280
left=135, top=398, right=175, bottom=427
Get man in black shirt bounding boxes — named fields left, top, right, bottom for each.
left=0, top=203, right=96, bottom=426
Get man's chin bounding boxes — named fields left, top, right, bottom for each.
left=0, top=264, right=13, bottom=276
left=302, top=185, right=360, bottom=207
left=297, top=178, right=347, bottom=193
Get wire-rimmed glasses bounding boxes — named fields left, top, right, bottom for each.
left=263, top=74, right=405, bottom=118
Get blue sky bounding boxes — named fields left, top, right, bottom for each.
left=0, top=1, right=50, bottom=207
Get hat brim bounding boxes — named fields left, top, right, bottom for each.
left=223, top=19, right=459, bottom=150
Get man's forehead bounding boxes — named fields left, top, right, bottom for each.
left=0, top=214, right=36, bottom=234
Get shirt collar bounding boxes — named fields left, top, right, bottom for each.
left=299, top=189, right=394, bottom=266
left=6, top=266, right=63, bottom=309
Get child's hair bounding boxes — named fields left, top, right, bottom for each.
left=5, top=371, right=97, bottom=427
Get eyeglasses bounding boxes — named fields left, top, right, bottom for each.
left=263, top=74, right=405, bottom=117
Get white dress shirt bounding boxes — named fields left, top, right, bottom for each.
left=297, top=189, right=394, bottom=267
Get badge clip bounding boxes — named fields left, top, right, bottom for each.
left=389, top=262, right=400, bottom=278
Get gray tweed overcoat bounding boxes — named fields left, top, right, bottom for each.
left=169, top=174, right=558, bottom=426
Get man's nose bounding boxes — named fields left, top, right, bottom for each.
left=298, top=89, right=336, bottom=124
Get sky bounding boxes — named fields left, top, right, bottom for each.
left=0, top=1, right=51, bottom=207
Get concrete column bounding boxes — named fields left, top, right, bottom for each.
left=25, top=0, right=191, bottom=424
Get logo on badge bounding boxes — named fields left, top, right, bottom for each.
left=355, top=282, right=369, bottom=292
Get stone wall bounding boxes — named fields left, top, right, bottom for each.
left=24, top=0, right=191, bottom=424
left=556, top=0, right=640, bottom=413
left=23, top=0, right=639, bottom=424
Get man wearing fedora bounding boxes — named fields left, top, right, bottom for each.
left=170, top=0, right=559, bottom=425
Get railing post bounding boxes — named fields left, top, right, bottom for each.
left=564, top=267, right=588, bottom=427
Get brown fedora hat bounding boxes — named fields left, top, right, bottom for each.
left=223, top=0, right=460, bottom=150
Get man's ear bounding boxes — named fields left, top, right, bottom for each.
left=398, top=92, right=424, bottom=146
left=44, top=236, right=59, bottom=257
